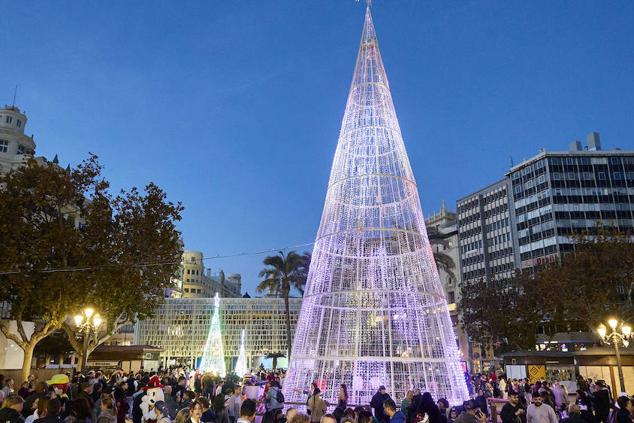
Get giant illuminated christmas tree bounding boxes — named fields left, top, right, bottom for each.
left=282, top=4, right=469, bottom=406
left=199, top=293, right=226, bottom=377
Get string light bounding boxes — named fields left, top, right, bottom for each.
left=283, top=7, right=468, bottom=406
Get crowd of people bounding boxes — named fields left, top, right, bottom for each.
left=1, top=369, right=634, bottom=423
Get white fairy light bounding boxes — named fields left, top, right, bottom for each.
left=282, top=5, right=469, bottom=406
left=199, top=293, right=226, bottom=377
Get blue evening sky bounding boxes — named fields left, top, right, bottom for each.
left=2, top=1, right=633, bottom=293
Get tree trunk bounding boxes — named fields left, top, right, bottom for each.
left=284, top=294, right=292, bottom=363
left=272, top=356, right=278, bottom=371
left=21, top=344, right=35, bottom=384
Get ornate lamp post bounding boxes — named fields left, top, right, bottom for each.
left=597, top=318, right=632, bottom=394
left=73, top=307, right=103, bottom=372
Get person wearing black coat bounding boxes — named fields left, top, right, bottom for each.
left=370, top=387, right=391, bottom=423
left=419, top=393, right=443, bottom=423
left=499, top=392, right=526, bottom=423
left=0, top=394, right=25, bottom=423
left=615, top=396, right=633, bottom=423
left=592, top=382, right=611, bottom=423
left=34, top=398, right=64, bottom=423
left=408, top=391, right=423, bottom=423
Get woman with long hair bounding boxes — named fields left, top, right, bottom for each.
left=333, top=385, right=349, bottom=422
left=175, top=408, right=190, bottom=423
left=65, top=398, right=93, bottom=423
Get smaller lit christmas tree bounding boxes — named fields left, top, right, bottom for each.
left=199, top=293, right=226, bottom=376
left=235, top=329, right=248, bottom=376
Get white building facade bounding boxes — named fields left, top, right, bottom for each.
left=136, top=297, right=301, bottom=370
left=0, top=105, right=36, bottom=174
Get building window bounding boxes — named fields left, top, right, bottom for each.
left=5, top=116, right=12, bottom=124
left=17, top=145, right=25, bottom=154
left=0, top=139, right=8, bottom=153
left=16, top=119, right=22, bottom=128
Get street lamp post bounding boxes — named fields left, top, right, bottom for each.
left=74, top=307, right=103, bottom=372
left=597, top=318, right=632, bottom=394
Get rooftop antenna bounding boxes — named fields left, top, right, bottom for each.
left=12, top=85, right=18, bottom=107
left=509, top=156, right=514, bottom=167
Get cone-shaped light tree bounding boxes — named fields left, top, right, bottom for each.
left=282, top=5, right=469, bottom=406
left=199, top=293, right=226, bottom=376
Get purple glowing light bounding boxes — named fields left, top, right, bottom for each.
left=282, top=5, right=469, bottom=406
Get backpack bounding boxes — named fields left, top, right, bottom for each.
left=277, top=389, right=285, bottom=403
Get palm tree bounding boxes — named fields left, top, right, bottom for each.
left=426, top=226, right=456, bottom=281
left=257, top=250, right=309, bottom=361
left=265, top=352, right=285, bottom=370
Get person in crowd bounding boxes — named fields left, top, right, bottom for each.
left=226, top=386, right=242, bottom=423
left=370, top=386, right=391, bottom=423
left=195, top=398, right=213, bottom=423
left=455, top=400, right=486, bottom=423
left=574, top=390, right=592, bottom=423
left=65, top=398, right=93, bottom=423
left=2, top=379, right=16, bottom=399
left=131, top=382, right=147, bottom=423
left=1, top=393, right=25, bottom=423
left=180, top=392, right=196, bottom=411
left=307, top=389, right=326, bottom=423
left=401, top=391, right=413, bottom=420
left=615, top=396, right=633, bottom=423
left=341, top=409, right=355, bottom=423
left=290, top=415, right=309, bottom=423
left=96, top=396, right=116, bottom=423
left=420, top=392, right=442, bottom=423
left=187, top=400, right=202, bottom=423
left=91, top=385, right=102, bottom=407
left=320, top=414, right=337, bottom=423
left=592, top=381, right=611, bottom=423
left=213, top=396, right=230, bottom=423
left=357, top=410, right=372, bottom=423
left=286, top=408, right=298, bottom=423
left=25, top=397, right=42, bottom=423
left=334, top=385, right=348, bottom=422
left=562, top=404, right=584, bottom=423
left=265, top=381, right=284, bottom=414
left=527, top=392, right=558, bottom=423
left=77, top=383, right=95, bottom=419
left=474, top=389, right=489, bottom=418
left=154, top=402, right=171, bottom=423
left=499, top=378, right=508, bottom=399
left=237, top=400, right=256, bottom=423
left=113, top=386, right=127, bottom=423
left=383, top=399, right=405, bottom=423
left=18, top=383, right=31, bottom=401
left=551, top=381, right=568, bottom=413
left=437, top=399, right=449, bottom=423
left=162, top=386, right=178, bottom=420
left=500, top=391, right=526, bottom=423
left=447, top=408, right=459, bottom=423
left=408, top=390, right=423, bottom=423
left=24, top=383, right=49, bottom=419
left=174, top=408, right=190, bottom=423
left=34, top=398, right=63, bottom=423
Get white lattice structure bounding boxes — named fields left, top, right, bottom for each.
left=282, top=5, right=469, bottom=406
left=136, top=297, right=301, bottom=368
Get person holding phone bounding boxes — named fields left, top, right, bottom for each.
left=454, top=400, right=486, bottom=423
